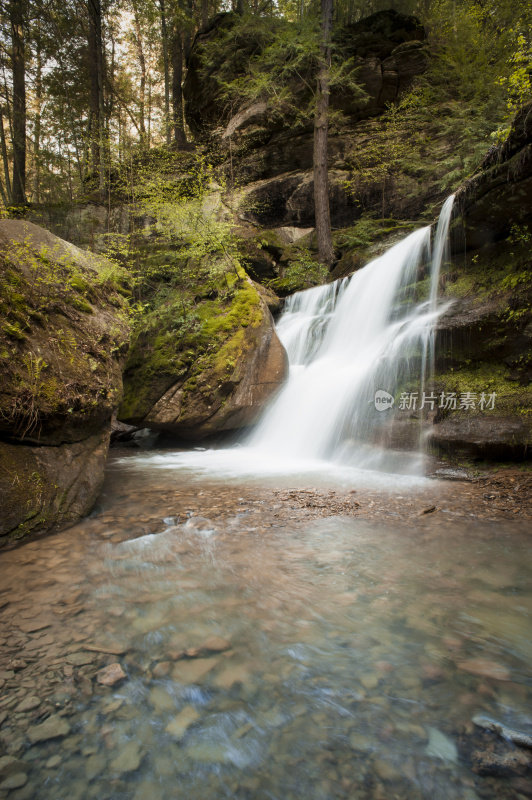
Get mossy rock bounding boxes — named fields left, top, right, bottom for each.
left=0, top=220, right=129, bottom=543
left=120, top=262, right=287, bottom=438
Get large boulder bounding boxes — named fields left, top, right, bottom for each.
left=120, top=265, right=287, bottom=438
left=0, top=220, right=129, bottom=544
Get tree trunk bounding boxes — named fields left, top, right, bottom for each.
left=171, top=29, right=187, bottom=147
left=313, top=0, right=334, bottom=266
left=10, top=0, right=27, bottom=205
left=87, top=0, right=105, bottom=199
left=132, top=0, right=147, bottom=146
left=0, top=107, right=13, bottom=203
left=33, top=43, right=43, bottom=203
left=159, top=0, right=171, bottom=147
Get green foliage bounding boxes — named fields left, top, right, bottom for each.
left=267, top=248, right=328, bottom=293
left=203, top=13, right=366, bottom=130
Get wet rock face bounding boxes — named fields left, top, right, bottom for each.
left=0, top=220, right=129, bottom=544
left=454, top=101, right=532, bottom=251
left=428, top=416, right=530, bottom=460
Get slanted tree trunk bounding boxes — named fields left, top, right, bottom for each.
left=171, top=29, right=187, bottom=147
left=313, top=0, right=334, bottom=266
left=10, top=0, right=27, bottom=205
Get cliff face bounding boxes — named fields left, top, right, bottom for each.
left=183, top=10, right=428, bottom=234
left=427, top=103, right=532, bottom=460
left=0, top=221, right=129, bottom=544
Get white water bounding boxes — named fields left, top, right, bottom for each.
left=124, top=197, right=454, bottom=482
left=246, top=195, right=455, bottom=473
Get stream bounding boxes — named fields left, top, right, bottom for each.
left=0, top=451, right=530, bottom=800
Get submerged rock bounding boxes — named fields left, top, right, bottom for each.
left=96, top=663, right=127, bottom=687
left=27, top=714, right=70, bottom=744
left=0, top=220, right=129, bottom=545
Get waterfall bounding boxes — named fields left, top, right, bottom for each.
left=246, top=196, right=455, bottom=473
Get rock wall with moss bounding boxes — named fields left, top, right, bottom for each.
left=0, top=221, right=129, bottom=544
left=119, top=242, right=287, bottom=438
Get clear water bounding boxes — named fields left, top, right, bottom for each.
left=0, top=456, right=530, bottom=800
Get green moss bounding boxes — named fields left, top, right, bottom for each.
left=3, top=321, right=27, bottom=340
left=69, top=296, right=94, bottom=314
left=120, top=260, right=264, bottom=423
left=433, top=363, right=530, bottom=416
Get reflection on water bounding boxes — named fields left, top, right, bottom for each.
left=0, top=455, right=530, bottom=800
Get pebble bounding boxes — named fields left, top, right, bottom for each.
left=165, top=705, right=200, bottom=740
left=96, top=663, right=126, bottom=686
left=45, top=755, right=62, bottom=769
left=149, top=687, right=176, bottom=713
left=27, top=715, right=71, bottom=744
left=212, top=663, right=251, bottom=689
left=457, top=658, right=511, bottom=681
left=360, top=673, right=379, bottom=690
left=0, top=772, right=28, bottom=790
left=0, top=756, right=27, bottom=778
left=110, top=741, right=142, bottom=774
left=425, top=726, right=458, bottom=764
left=152, top=661, right=171, bottom=678
left=172, top=657, right=218, bottom=685
left=66, top=651, right=96, bottom=667
left=18, top=619, right=51, bottom=633
left=85, top=753, right=107, bottom=781
left=15, top=696, right=41, bottom=713
left=373, top=758, right=404, bottom=782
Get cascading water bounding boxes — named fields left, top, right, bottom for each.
left=246, top=195, right=455, bottom=474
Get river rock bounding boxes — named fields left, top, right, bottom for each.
left=27, top=714, right=70, bottom=744
left=0, top=756, right=27, bottom=778
left=0, top=220, right=129, bottom=545
left=149, top=686, right=176, bottom=712
left=212, top=663, right=251, bottom=689
left=96, top=663, right=126, bottom=686
left=425, top=727, right=458, bottom=764
left=110, top=741, right=142, bottom=774
left=457, top=658, right=511, bottom=681
left=66, top=651, right=97, bottom=666
left=15, top=695, right=41, bottom=713
left=165, top=705, right=200, bottom=740
left=0, top=772, right=28, bottom=790
left=172, top=657, right=219, bottom=684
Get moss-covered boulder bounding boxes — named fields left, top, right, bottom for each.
left=0, top=220, right=129, bottom=544
left=120, top=263, right=287, bottom=438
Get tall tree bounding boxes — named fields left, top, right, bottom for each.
left=171, top=26, right=187, bottom=147
left=10, top=0, right=26, bottom=204
left=131, top=0, right=147, bottom=145
left=313, top=0, right=334, bottom=265
left=87, top=0, right=106, bottom=197
left=158, top=0, right=172, bottom=146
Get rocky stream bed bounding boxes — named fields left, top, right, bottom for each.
left=0, top=451, right=530, bottom=799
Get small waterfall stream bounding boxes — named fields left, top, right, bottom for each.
left=247, top=195, right=455, bottom=473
